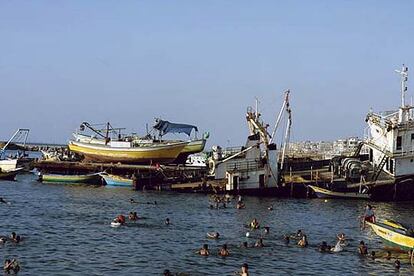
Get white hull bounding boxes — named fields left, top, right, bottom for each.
left=0, top=159, right=18, bottom=172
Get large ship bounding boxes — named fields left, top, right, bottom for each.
left=362, top=65, right=414, bottom=200
left=208, top=91, right=292, bottom=195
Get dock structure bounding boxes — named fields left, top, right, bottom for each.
left=34, top=160, right=209, bottom=190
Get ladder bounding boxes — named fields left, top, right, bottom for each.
left=373, top=154, right=387, bottom=181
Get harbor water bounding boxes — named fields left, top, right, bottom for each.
left=1, top=174, right=414, bottom=275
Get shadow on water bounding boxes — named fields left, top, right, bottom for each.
left=0, top=174, right=414, bottom=275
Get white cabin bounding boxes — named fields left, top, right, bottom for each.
left=365, top=65, right=414, bottom=177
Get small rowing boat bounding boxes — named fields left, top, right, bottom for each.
left=0, top=168, right=23, bottom=181
left=367, top=220, right=414, bottom=251
left=100, top=173, right=133, bottom=187
left=39, top=172, right=102, bottom=185
left=308, top=185, right=370, bottom=199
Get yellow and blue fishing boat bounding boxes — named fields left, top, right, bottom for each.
left=68, top=140, right=188, bottom=164
left=367, top=220, right=414, bottom=251
left=39, top=172, right=102, bottom=185
left=100, top=172, right=133, bottom=187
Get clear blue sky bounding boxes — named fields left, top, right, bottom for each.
left=1, top=1, right=413, bottom=146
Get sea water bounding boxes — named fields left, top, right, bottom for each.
left=1, top=174, right=414, bottom=275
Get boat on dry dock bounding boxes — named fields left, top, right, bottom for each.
left=72, top=120, right=208, bottom=164
left=68, top=140, right=188, bottom=164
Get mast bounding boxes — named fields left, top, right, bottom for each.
left=395, top=65, right=410, bottom=122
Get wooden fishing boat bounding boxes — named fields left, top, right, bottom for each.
left=308, top=185, right=371, bottom=199
left=39, top=172, right=102, bottom=184
left=100, top=173, right=133, bottom=187
left=0, top=168, right=23, bottom=181
left=367, top=220, right=414, bottom=251
left=68, top=140, right=188, bottom=164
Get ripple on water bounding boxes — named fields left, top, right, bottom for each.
left=1, top=174, right=414, bottom=275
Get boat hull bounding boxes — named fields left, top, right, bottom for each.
left=0, top=168, right=23, bottom=181
left=68, top=141, right=187, bottom=164
left=173, top=139, right=207, bottom=164
left=367, top=221, right=414, bottom=251
left=101, top=173, right=133, bottom=187
left=308, top=185, right=370, bottom=199
left=0, top=159, right=18, bottom=172
left=40, top=173, right=102, bottom=184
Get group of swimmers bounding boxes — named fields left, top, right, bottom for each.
left=2, top=233, right=22, bottom=274
left=0, top=232, right=21, bottom=244
left=3, top=259, right=20, bottom=274
left=209, top=194, right=231, bottom=209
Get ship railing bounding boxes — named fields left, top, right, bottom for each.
left=225, top=159, right=262, bottom=172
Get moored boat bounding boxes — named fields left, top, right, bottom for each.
left=0, top=159, right=18, bottom=172
left=39, top=172, right=102, bottom=184
left=100, top=172, right=133, bottom=187
left=0, top=168, right=23, bottom=181
left=308, top=185, right=371, bottom=199
left=367, top=220, right=414, bottom=251
left=68, top=140, right=188, bottom=164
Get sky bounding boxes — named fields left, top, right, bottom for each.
left=1, top=1, right=414, bottom=147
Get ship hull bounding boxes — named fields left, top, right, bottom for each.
left=100, top=173, right=133, bottom=187
left=40, top=172, right=102, bottom=184
left=367, top=221, right=414, bottom=251
left=68, top=141, right=187, bottom=164
left=308, top=185, right=370, bottom=199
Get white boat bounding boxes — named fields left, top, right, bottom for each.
left=0, top=129, right=29, bottom=172
left=0, top=159, right=18, bottom=172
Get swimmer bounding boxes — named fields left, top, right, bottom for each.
left=240, top=241, right=249, bottom=248
left=319, top=241, right=329, bottom=252
left=283, top=235, right=290, bottom=244
left=197, top=244, right=210, bottom=256
left=0, top=237, right=6, bottom=244
left=358, top=241, right=368, bottom=255
left=163, top=269, right=172, bottom=276
left=411, top=249, right=414, bottom=266
left=370, top=251, right=376, bottom=260
left=114, top=215, right=126, bottom=225
left=3, top=259, right=19, bottom=274
left=255, top=238, right=264, bottom=248
left=268, top=205, right=273, bottom=211
left=237, top=263, right=249, bottom=276
left=130, top=198, right=138, bottom=204
left=249, top=218, right=260, bottom=229
left=394, top=259, right=401, bottom=270
left=337, top=233, right=346, bottom=245
left=298, top=235, right=308, bottom=247
left=207, top=232, right=220, bottom=239
left=385, top=251, right=392, bottom=260
left=218, top=244, right=230, bottom=256
left=263, top=226, right=270, bottom=234
left=331, top=241, right=343, bottom=253
left=128, top=212, right=138, bottom=221
left=291, top=229, right=304, bottom=240
left=0, top=198, right=8, bottom=204
left=165, top=218, right=170, bottom=225
left=236, top=201, right=245, bottom=209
